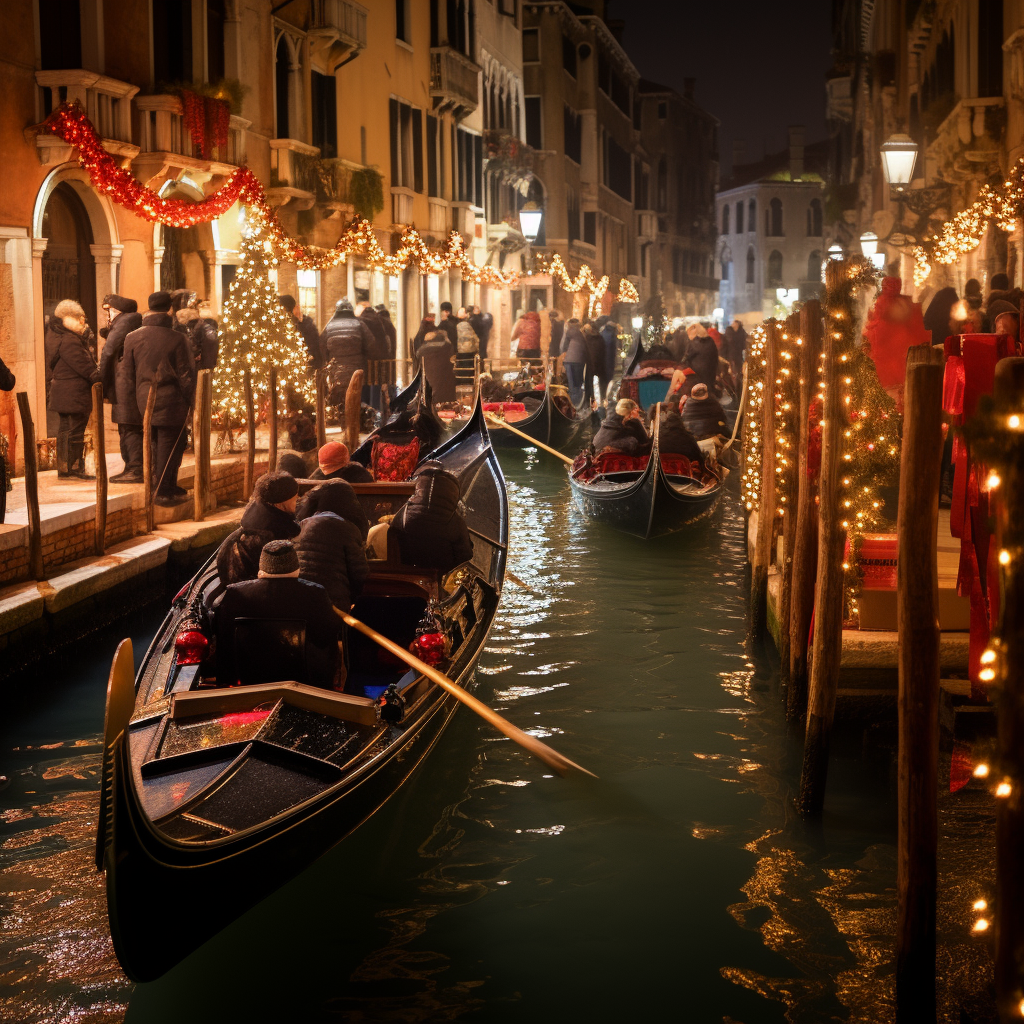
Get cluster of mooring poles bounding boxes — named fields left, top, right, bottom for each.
left=744, top=256, right=1024, bottom=1021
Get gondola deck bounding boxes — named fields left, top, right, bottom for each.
left=98, top=401, right=507, bottom=981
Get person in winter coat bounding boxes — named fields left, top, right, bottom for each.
left=560, top=318, right=588, bottom=403
left=389, top=461, right=473, bottom=573
left=295, top=482, right=370, bottom=610
left=681, top=382, right=729, bottom=439
left=217, top=471, right=301, bottom=586
left=683, top=323, right=720, bottom=388
left=548, top=309, right=564, bottom=360
left=321, top=298, right=373, bottom=412
left=0, top=355, right=14, bottom=391
left=723, top=320, right=747, bottom=378
left=469, top=305, right=493, bottom=360
left=923, top=287, right=960, bottom=347
left=456, top=319, right=479, bottom=377
left=582, top=322, right=606, bottom=405
left=598, top=319, right=619, bottom=399
left=374, top=304, right=398, bottom=359
left=121, top=291, right=197, bottom=504
left=511, top=309, right=542, bottom=364
left=216, top=540, right=341, bottom=689
left=415, top=330, right=457, bottom=403
left=46, top=300, right=101, bottom=478
left=592, top=399, right=652, bottom=455
left=297, top=477, right=370, bottom=541
left=412, top=313, right=437, bottom=367
left=174, top=306, right=220, bottom=371
left=98, top=294, right=144, bottom=482
left=310, top=439, right=374, bottom=484
left=278, top=294, right=322, bottom=368
left=657, top=407, right=705, bottom=464
left=437, top=301, right=459, bottom=347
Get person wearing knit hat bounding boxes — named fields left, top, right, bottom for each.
left=681, top=381, right=729, bottom=440
left=216, top=472, right=301, bottom=585
left=215, top=539, right=342, bottom=688
left=148, top=291, right=172, bottom=313
left=98, top=294, right=144, bottom=482
left=988, top=298, right=1021, bottom=344
left=311, top=439, right=373, bottom=483
left=276, top=451, right=311, bottom=480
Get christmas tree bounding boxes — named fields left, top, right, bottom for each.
left=213, top=208, right=314, bottom=425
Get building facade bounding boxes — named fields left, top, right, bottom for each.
left=715, top=129, right=826, bottom=324
left=637, top=78, right=719, bottom=319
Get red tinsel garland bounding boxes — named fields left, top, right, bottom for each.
left=41, top=101, right=519, bottom=285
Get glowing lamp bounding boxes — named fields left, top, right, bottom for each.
left=859, top=231, right=879, bottom=258
left=519, top=202, right=543, bottom=242
left=631, top=315, right=643, bottom=331
left=880, top=133, right=919, bottom=190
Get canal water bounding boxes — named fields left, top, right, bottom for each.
left=0, top=451, right=991, bottom=1023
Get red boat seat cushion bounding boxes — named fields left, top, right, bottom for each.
left=592, top=450, right=650, bottom=476
left=659, top=454, right=696, bottom=477
left=371, top=438, right=420, bottom=481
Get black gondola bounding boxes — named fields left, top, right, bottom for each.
left=350, top=369, right=448, bottom=466
left=568, top=426, right=725, bottom=538
left=546, top=384, right=591, bottom=452
left=486, top=387, right=549, bottom=448
left=96, top=401, right=508, bottom=981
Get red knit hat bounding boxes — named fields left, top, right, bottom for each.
left=318, top=440, right=350, bottom=475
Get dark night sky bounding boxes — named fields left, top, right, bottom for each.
left=610, top=0, right=835, bottom=174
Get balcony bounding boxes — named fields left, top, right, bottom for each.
left=267, top=138, right=320, bottom=209
left=636, top=209, right=657, bottom=242
left=430, top=46, right=480, bottom=117
left=309, top=0, right=367, bottom=71
left=428, top=198, right=450, bottom=235
left=31, top=70, right=139, bottom=166
left=927, top=96, right=1005, bottom=181
left=134, top=94, right=249, bottom=185
left=391, top=188, right=414, bottom=226
left=451, top=202, right=476, bottom=239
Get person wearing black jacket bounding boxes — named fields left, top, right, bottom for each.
left=296, top=484, right=370, bottom=610
left=321, top=299, right=372, bottom=411
left=98, top=294, right=144, bottom=483
left=592, top=399, right=652, bottom=455
left=310, top=440, right=374, bottom=484
left=582, top=322, right=606, bottom=405
left=415, top=329, right=457, bottom=402
left=681, top=383, right=729, bottom=439
left=278, top=294, right=321, bottom=368
left=122, top=291, right=196, bottom=504
left=657, top=408, right=705, bottom=464
left=389, top=461, right=473, bottom=573
left=374, top=304, right=398, bottom=359
left=683, top=325, right=720, bottom=388
left=217, top=472, right=301, bottom=585
left=437, top=302, right=459, bottom=347
left=0, top=355, right=13, bottom=392
left=216, top=540, right=341, bottom=689
left=469, top=305, right=493, bottom=360
left=46, top=300, right=101, bottom=478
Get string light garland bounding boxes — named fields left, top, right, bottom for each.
left=41, top=101, right=519, bottom=285
left=535, top=254, right=639, bottom=316
left=213, top=211, right=314, bottom=422
left=742, top=323, right=769, bottom=512
left=774, top=326, right=801, bottom=521
left=911, top=156, right=1024, bottom=287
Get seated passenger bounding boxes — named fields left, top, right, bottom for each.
left=663, top=366, right=698, bottom=412
left=681, top=383, right=729, bottom=440
left=388, top=461, right=473, bottom=573
left=216, top=472, right=300, bottom=586
left=215, top=540, right=341, bottom=689
left=310, top=440, right=374, bottom=484
left=297, top=478, right=370, bottom=541
left=657, top=408, right=705, bottom=466
left=276, top=450, right=311, bottom=479
left=296, top=485, right=371, bottom=610
left=591, top=398, right=652, bottom=455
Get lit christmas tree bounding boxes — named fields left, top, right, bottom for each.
left=213, top=208, right=314, bottom=425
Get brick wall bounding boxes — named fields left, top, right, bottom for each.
left=0, top=546, right=28, bottom=584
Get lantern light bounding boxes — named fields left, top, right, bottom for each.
left=880, top=133, right=919, bottom=190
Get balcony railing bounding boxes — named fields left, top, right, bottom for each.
left=391, top=188, right=414, bottom=226
left=33, top=70, right=139, bottom=165
left=270, top=138, right=321, bottom=195
left=316, top=159, right=352, bottom=206
left=310, top=0, right=367, bottom=47
left=636, top=209, right=657, bottom=241
left=136, top=94, right=248, bottom=168
left=450, top=201, right=475, bottom=238
left=430, top=46, right=480, bottom=115
left=428, top=198, right=450, bottom=234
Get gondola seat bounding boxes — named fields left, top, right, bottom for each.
left=659, top=454, right=696, bottom=478
left=371, top=437, right=420, bottom=481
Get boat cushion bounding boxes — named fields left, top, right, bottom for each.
left=483, top=401, right=527, bottom=415
left=371, top=438, right=420, bottom=481
left=593, top=451, right=650, bottom=476
left=659, top=454, right=696, bottom=478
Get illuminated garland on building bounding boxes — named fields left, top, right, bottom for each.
left=41, top=101, right=519, bottom=285
left=911, top=156, right=1024, bottom=287
left=213, top=215, right=315, bottom=422
left=535, top=254, right=639, bottom=315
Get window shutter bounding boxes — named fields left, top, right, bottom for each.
left=389, top=98, right=399, bottom=186
left=413, top=108, right=424, bottom=193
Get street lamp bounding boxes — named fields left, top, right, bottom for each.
left=859, top=231, right=878, bottom=258
left=519, top=201, right=543, bottom=276
left=880, top=133, right=919, bottom=193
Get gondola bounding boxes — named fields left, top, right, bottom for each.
left=350, top=369, right=448, bottom=466
left=568, top=424, right=725, bottom=538
left=485, top=385, right=550, bottom=449
left=96, top=400, right=508, bottom=981
left=546, top=383, right=591, bottom=452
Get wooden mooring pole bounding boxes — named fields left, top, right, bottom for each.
left=895, top=347, right=944, bottom=1022
left=243, top=369, right=255, bottom=500
left=750, top=320, right=779, bottom=642
left=268, top=367, right=278, bottom=474
left=788, top=300, right=823, bottom=719
left=797, top=262, right=850, bottom=816
left=345, top=369, right=364, bottom=451
left=142, top=383, right=157, bottom=534
left=91, top=382, right=107, bottom=555
left=192, top=368, right=212, bottom=523
left=16, top=392, right=43, bottom=579
left=776, top=313, right=800, bottom=675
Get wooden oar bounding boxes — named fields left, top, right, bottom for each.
left=720, top=359, right=748, bottom=455
left=483, top=413, right=574, bottom=465
left=506, top=569, right=541, bottom=596
left=334, top=607, right=595, bottom=777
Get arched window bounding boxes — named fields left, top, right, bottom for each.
left=746, top=246, right=755, bottom=284
left=721, top=259, right=730, bottom=280
left=767, top=198, right=783, bottom=236
left=722, top=205, right=730, bottom=234
left=748, top=198, right=756, bottom=232
left=767, top=250, right=783, bottom=286
left=275, top=36, right=290, bottom=139
left=736, top=201, right=743, bottom=234
left=807, top=198, right=822, bottom=236
left=807, top=250, right=821, bottom=280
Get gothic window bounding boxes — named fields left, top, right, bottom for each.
left=767, top=249, right=783, bottom=286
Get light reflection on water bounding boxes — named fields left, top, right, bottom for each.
left=0, top=449, right=995, bottom=1023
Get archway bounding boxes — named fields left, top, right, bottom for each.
left=41, top=182, right=96, bottom=330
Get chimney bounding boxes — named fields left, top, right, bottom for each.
left=683, top=77, right=696, bottom=101
left=789, top=124, right=805, bottom=181
left=732, top=140, right=746, bottom=170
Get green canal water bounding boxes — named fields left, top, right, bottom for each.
left=0, top=452, right=991, bottom=1022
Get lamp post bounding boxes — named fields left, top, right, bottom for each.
left=860, top=231, right=886, bottom=271
left=878, top=132, right=951, bottom=247
left=519, top=201, right=543, bottom=278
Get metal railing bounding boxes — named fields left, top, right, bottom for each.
left=429, top=47, right=480, bottom=112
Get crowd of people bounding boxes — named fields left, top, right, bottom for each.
left=920, top=273, right=1021, bottom=347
